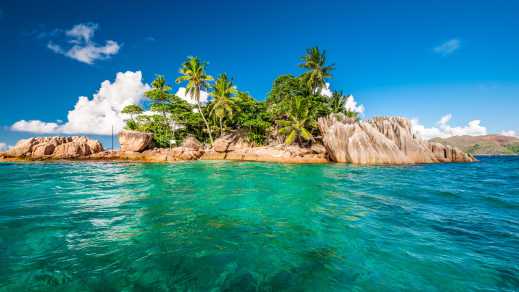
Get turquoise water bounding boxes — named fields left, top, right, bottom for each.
left=0, top=157, right=518, bottom=291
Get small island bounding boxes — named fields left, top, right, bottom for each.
left=0, top=48, right=474, bottom=165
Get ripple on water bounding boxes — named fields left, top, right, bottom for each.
left=1, top=157, right=518, bottom=290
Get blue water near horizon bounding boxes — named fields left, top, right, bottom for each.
left=0, top=157, right=518, bottom=291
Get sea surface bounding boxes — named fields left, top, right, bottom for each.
left=0, top=157, right=518, bottom=291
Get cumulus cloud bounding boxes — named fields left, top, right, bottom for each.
left=411, top=114, right=487, bottom=140
left=11, top=71, right=149, bottom=135
left=500, top=130, right=518, bottom=137
left=434, top=38, right=460, bottom=56
left=175, top=87, right=209, bottom=105
left=0, top=143, right=9, bottom=152
left=47, top=22, right=120, bottom=64
left=320, top=82, right=333, bottom=97
left=344, top=95, right=365, bottom=114
left=320, top=83, right=365, bottom=114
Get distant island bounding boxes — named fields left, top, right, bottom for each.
left=1, top=48, right=475, bottom=165
left=431, top=135, right=519, bottom=155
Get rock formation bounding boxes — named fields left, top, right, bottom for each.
left=89, top=136, right=204, bottom=162
left=118, top=130, right=154, bottom=152
left=318, top=114, right=475, bottom=164
left=201, top=131, right=327, bottom=163
left=1, top=118, right=476, bottom=165
left=3, top=136, right=103, bottom=159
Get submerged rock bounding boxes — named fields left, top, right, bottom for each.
left=118, top=130, right=153, bottom=152
left=318, top=114, right=475, bottom=164
left=4, top=136, right=104, bottom=159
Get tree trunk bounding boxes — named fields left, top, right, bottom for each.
left=220, top=117, right=224, bottom=137
left=197, top=102, right=214, bottom=145
left=163, top=110, right=176, bottom=145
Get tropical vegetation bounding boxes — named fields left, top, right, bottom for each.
left=123, top=47, right=362, bottom=148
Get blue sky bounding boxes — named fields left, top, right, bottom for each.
left=1, top=0, right=518, bottom=148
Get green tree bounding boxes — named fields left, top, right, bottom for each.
left=145, top=75, right=177, bottom=143
left=231, top=91, right=272, bottom=145
left=328, top=91, right=346, bottom=113
left=176, top=57, right=215, bottom=145
left=122, top=104, right=143, bottom=130
left=277, top=96, right=314, bottom=146
left=209, top=74, right=237, bottom=136
left=299, top=47, right=334, bottom=94
left=122, top=104, right=143, bottom=120
left=328, top=91, right=360, bottom=120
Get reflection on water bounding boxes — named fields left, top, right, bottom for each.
left=1, top=157, right=518, bottom=290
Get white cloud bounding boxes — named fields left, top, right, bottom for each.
left=345, top=95, right=365, bottom=114
left=11, top=71, right=149, bottom=135
left=0, top=143, right=9, bottom=152
left=320, top=82, right=333, bottom=97
left=434, top=38, right=460, bottom=56
left=47, top=22, right=120, bottom=64
left=500, top=130, right=518, bottom=138
left=411, top=114, right=487, bottom=140
left=320, top=83, right=365, bottom=114
left=175, top=87, right=209, bottom=105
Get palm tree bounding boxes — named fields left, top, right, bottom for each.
left=299, top=47, right=334, bottom=94
left=277, top=96, right=314, bottom=146
left=209, top=74, right=237, bottom=136
left=176, top=57, right=215, bottom=144
left=328, top=90, right=346, bottom=113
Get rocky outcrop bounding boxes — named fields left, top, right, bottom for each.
left=213, top=131, right=251, bottom=153
left=118, top=130, right=153, bottom=152
left=89, top=136, right=204, bottom=162
left=318, top=114, right=475, bottom=164
left=202, top=132, right=327, bottom=163
left=4, top=136, right=103, bottom=159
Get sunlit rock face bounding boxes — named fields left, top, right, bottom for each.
left=4, top=136, right=103, bottom=159
left=318, top=114, right=475, bottom=165
left=202, top=131, right=327, bottom=163
left=118, top=130, right=153, bottom=152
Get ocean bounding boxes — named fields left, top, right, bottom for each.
left=1, top=157, right=518, bottom=290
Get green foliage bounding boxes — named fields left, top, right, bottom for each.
left=176, top=56, right=215, bottom=144
left=505, top=144, right=519, bottom=154
left=209, top=74, right=237, bottom=136
left=125, top=119, right=139, bottom=131
left=276, top=96, right=314, bottom=146
left=267, top=75, right=309, bottom=105
left=230, top=92, right=272, bottom=145
left=135, top=115, right=173, bottom=148
left=122, top=104, right=144, bottom=130
left=328, top=91, right=360, bottom=120
left=121, top=47, right=360, bottom=148
left=299, top=47, right=334, bottom=93
left=122, top=104, right=143, bottom=116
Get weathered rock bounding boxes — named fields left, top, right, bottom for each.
left=318, top=114, right=475, bottom=164
left=53, top=142, right=91, bottom=159
left=202, top=143, right=327, bottom=163
left=311, top=143, right=327, bottom=155
left=118, top=130, right=153, bottom=152
left=31, top=143, right=56, bottom=159
left=6, top=138, right=36, bottom=157
left=200, top=150, right=227, bottom=160
left=181, top=136, right=202, bottom=151
left=213, top=135, right=233, bottom=152
left=5, top=136, right=104, bottom=159
left=213, top=130, right=251, bottom=153
left=169, top=147, right=204, bottom=161
left=141, top=148, right=169, bottom=162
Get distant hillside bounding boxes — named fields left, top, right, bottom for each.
left=430, top=135, right=519, bottom=155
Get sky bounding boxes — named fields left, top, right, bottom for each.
left=1, top=0, right=518, bottom=149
